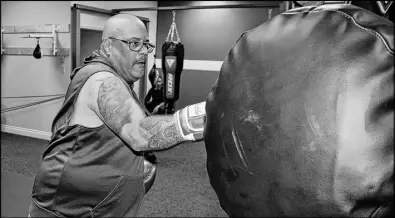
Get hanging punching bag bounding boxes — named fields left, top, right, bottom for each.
left=33, top=38, right=42, bottom=59
left=162, top=10, right=184, bottom=114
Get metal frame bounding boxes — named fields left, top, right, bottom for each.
left=21, top=24, right=59, bottom=56
left=1, top=27, right=4, bottom=54
left=1, top=24, right=70, bottom=33
left=71, top=5, right=81, bottom=70
left=74, top=4, right=150, bottom=23
left=1, top=48, right=69, bottom=56
left=1, top=24, right=70, bottom=56
left=139, top=20, right=149, bottom=102
left=74, top=4, right=116, bottom=16
left=112, top=2, right=280, bottom=12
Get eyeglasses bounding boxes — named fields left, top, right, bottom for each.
left=108, top=37, right=155, bottom=53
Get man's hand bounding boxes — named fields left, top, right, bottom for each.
left=138, top=102, right=207, bottom=150
left=152, top=102, right=165, bottom=115
left=174, top=102, right=206, bottom=141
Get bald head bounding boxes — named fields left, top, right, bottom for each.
left=102, top=14, right=147, bottom=40
left=99, top=14, right=150, bottom=84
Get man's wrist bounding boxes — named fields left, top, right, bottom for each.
left=174, top=102, right=206, bottom=141
left=175, top=109, right=195, bottom=141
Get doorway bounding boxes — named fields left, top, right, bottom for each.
left=80, top=28, right=102, bottom=65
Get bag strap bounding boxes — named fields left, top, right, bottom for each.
left=166, top=10, right=181, bottom=43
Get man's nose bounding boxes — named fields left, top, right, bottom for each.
left=139, top=45, right=149, bottom=55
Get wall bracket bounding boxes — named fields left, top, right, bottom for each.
left=1, top=24, right=70, bottom=56
left=1, top=47, right=69, bottom=56
left=21, top=24, right=59, bottom=55
left=1, top=27, right=4, bottom=54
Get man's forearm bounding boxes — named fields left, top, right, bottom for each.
left=138, top=101, right=206, bottom=151
left=139, top=115, right=186, bottom=151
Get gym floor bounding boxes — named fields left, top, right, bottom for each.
left=1, top=132, right=228, bottom=217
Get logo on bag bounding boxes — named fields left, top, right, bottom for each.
left=166, top=59, right=175, bottom=68
left=167, top=74, right=173, bottom=97
left=377, top=1, right=392, bottom=14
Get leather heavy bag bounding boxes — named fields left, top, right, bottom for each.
left=162, top=41, right=184, bottom=113
left=204, top=4, right=393, bottom=217
left=292, top=1, right=394, bottom=22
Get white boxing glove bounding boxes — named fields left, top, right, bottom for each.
left=174, top=101, right=206, bottom=141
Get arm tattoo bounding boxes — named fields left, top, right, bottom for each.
left=97, top=76, right=134, bottom=133
left=97, top=76, right=184, bottom=150
left=139, top=116, right=185, bottom=150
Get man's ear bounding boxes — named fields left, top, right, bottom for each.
left=101, top=39, right=112, bottom=56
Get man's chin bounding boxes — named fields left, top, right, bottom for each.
left=130, top=70, right=145, bottom=81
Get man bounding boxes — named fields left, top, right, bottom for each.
left=144, top=65, right=166, bottom=164
left=144, top=64, right=165, bottom=116
left=29, top=14, right=206, bottom=217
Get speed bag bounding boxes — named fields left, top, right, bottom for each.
left=161, top=41, right=184, bottom=102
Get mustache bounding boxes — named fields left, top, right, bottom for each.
left=134, top=58, right=146, bottom=64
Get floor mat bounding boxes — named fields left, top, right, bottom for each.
left=1, top=132, right=227, bottom=217
left=1, top=171, right=33, bottom=217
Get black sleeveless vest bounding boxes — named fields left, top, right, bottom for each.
left=31, top=52, right=150, bottom=217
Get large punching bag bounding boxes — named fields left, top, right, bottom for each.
left=204, top=3, right=393, bottom=217
left=162, top=10, right=184, bottom=114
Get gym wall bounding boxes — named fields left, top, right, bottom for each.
left=155, top=1, right=281, bottom=110
left=1, top=1, right=71, bottom=139
left=1, top=1, right=158, bottom=140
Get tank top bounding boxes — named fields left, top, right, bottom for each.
left=31, top=52, right=150, bottom=217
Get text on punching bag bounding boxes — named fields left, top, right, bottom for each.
left=165, top=56, right=177, bottom=99
left=167, top=73, right=173, bottom=98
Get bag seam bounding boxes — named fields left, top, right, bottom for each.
left=334, top=10, right=394, bottom=55
left=281, top=7, right=394, bottom=55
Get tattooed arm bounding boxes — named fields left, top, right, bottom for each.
left=85, top=71, right=186, bottom=152
left=139, top=115, right=185, bottom=150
